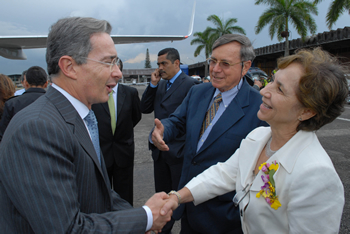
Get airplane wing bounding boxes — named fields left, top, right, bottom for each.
left=0, top=0, right=196, bottom=60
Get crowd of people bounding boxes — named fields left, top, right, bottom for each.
left=0, top=16, right=347, bottom=234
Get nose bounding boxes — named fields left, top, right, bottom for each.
left=111, top=65, right=122, bottom=80
left=212, top=62, right=222, bottom=72
left=260, top=83, right=271, bottom=97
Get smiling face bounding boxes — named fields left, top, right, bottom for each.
left=157, top=53, right=180, bottom=80
left=258, top=63, right=307, bottom=132
left=209, top=41, right=251, bottom=92
left=78, top=32, right=122, bottom=108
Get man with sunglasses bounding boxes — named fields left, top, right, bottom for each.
left=0, top=17, right=173, bottom=233
left=151, top=34, right=268, bottom=233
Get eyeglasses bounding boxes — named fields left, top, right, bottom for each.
left=83, top=57, right=120, bottom=72
left=206, top=58, right=244, bottom=69
left=232, top=183, right=252, bottom=207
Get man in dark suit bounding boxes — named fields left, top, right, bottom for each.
left=0, top=16, right=173, bottom=233
left=140, top=48, right=199, bottom=234
left=152, top=34, right=269, bottom=233
left=0, top=66, right=48, bottom=142
left=92, top=59, right=141, bottom=205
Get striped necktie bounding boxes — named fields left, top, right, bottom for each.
left=199, top=93, right=222, bottom=139
left=84, top=110, right=101, bottom=164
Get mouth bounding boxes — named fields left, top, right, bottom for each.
left=106, top=84, right=116, bottom=93
left=262, top=101, right=272, bottom=109
left=212, top=75, right=223, bottom=80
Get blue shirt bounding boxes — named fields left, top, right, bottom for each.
left=196, top=78, right=243, bottom=152
left=150, top=69, right=182, bottom=88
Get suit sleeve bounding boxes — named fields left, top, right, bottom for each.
left=0, top=102, right=14, bottom=142
left=0, top=118, right=147, bottom=234
left=131, top=88, right=142, bottom=127
left=186, top=149, right=239, bottom=205
left=140, top=85, right=157, bottom=113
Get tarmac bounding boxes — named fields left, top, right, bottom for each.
left=132, top=85, right=350, bottom=234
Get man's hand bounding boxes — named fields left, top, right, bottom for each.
left=145, top=192, right=172, bottom=233
left=160, top=196, right=179, bottom=216
left=151, top=118, right=169, bottom=151
left=151, top=68, right=162, bottom=86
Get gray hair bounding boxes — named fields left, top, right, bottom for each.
left=212, top=34, right=255, bottom=62
left=46, top=17, right=112, bottom=76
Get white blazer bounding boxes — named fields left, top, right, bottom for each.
left=186, top=127, right=344, bottom=234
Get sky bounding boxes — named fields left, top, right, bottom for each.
left=0, top=0, right=349, bottom=75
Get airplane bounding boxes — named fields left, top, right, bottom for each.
left=0, top=1, right=196, bottom=60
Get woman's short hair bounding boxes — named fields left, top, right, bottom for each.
left=0, top=74, right=15, bottom=118
left=277, top=47, right=349, bottom=131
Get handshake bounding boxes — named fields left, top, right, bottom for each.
left=144, top=191, right=183, bottom=234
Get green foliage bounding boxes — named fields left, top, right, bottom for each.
left=190, top=14, right=246, bottom=58
left=145, top=48, right=151, bottom=68
left=255, top=0, right=318, bottom=55
left=314, top=0, right=350, bottom=29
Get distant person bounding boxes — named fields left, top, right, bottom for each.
left=92, top=58, right=141, bottom=205
left=14, top=70, right=27, bottom=96
left=151, top=34, right=268, bottom=233
left=140, top=47, right=200, bottom=234
left=0, top=66, right=48, bottom=141
left=162, top=47, right=346, bottom=234
left=0, top=16, right=173, bottom=233
left=0, top=74, right=15, bottom=120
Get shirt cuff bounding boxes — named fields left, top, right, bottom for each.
left=150, top=83, right=158, bottom=88
left=142, top=205, right=153, bottom=231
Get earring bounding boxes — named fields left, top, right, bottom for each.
left=298, top=117, right=302, bottom=121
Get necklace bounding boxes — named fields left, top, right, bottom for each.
left=265, top=137, right=277, bottom=158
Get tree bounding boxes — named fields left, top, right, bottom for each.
left=190, top=28, right=215, bottom=59
left=205, top=14, right=246, bottom=43
left=255, top=0, right=318, bottom=56
left=144, top=48, right=151, bottom=68
left=314, top=0, right=350, bottom=29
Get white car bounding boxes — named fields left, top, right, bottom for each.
left=191, top=75, right=201, bottom=82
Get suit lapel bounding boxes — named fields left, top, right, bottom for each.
left=116, top=84, right=126, bottom=125
left=161, top=72, right=185, bottom=102
left=46, top=87, right=105, bottom=177
left=196, top=81, right=251, bottom=155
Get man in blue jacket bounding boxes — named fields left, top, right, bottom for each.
left=152, top=34, right=268, bottom=234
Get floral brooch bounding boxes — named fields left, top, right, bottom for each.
left=256, top=161, right=281, bottom=210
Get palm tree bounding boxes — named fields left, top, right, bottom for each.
left=255, top=0, right=318, bottom=56
left=190, top=28, right=214, bottom=59
left=314, top=0, right=350, bottom=29
left=206, top=14, right=246, bottom=43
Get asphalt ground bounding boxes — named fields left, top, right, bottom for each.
left=132, top=85, right=350, bottom=234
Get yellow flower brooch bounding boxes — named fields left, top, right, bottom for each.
left=256, top=161, right=281, bottom=210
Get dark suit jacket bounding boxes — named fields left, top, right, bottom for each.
left=0, top=87, right=46, bottom=141
left=0, top=86, right=147, bottom=233
left=140, top=71, right=199, bottom=164
left=162, top=80, right=268, bottom=234
left=92, top=84, right=141, bottom=168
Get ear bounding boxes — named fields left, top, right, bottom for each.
left=174, top=59, right=180, bottom=67
left=58, top=55, right=79, bottom=80
left=43, top=81, right=49, bottom=88
left=299, top=108, right=316, bottom=121
left=23, top=80, right=30, bottom=89
left=241, top=60, right=252, bottom=76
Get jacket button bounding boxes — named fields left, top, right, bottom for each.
left=192, top=161, right=197, bottom=165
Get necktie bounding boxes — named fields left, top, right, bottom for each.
left=108, top=91, right=116, bottom=134
left=166, top=81, right=172, bottom=91
left=84, top=109, right=101, bottom=164
left=199, top=93, right=222, bottom=139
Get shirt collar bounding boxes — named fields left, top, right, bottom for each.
left=213, top=78, right=243, bottom=107
left=168, top=69, right=182, bottom=84
left=51, top=83, right=90, bottom=120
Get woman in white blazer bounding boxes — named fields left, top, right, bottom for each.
left=163, top=48, right=347, bottom=233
